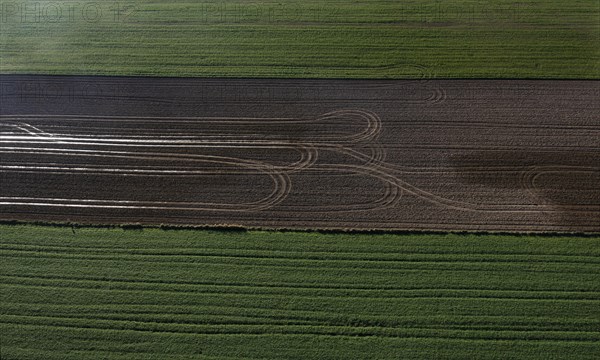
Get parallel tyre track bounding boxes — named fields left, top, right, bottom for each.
left=1, top=76, right=599, bottom=231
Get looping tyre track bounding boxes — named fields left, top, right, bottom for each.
left=0, top=110, right=397, bottom=213
left=1, top=76, right=598, bottom=231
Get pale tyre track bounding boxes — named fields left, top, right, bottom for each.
left=1, top=76, right=598, bottom=232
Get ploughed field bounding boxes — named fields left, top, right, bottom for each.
left=1, top=225, right=599, bottom=359
left=1, top=75, right=599, bottom=232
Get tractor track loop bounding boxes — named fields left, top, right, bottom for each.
left=1, top=76, right=598, bottom=231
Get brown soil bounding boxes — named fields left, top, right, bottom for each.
left=1, top=75, right=598, bottom=232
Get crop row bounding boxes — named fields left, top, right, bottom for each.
left=1, top=225, right=599, bottom=359
left=1, top=0, right=598, bottom=78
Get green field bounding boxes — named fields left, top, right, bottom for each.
left=1, top=0, right=598, bottom=78
left=1, top=224, right=599, bottom=359
left=1, top=1, right=599, bottom=358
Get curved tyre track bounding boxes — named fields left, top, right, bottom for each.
left=0, top=76, right=598, bottom=232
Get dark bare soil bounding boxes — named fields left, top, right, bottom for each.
left=1, top=75, right=598, bottom=232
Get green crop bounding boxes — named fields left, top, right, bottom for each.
left=1, top=224, right=599, bottom=359
left=1, top=0, right=598, bottom=78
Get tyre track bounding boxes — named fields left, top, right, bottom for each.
left=1, top=77, right=598, bottom=231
